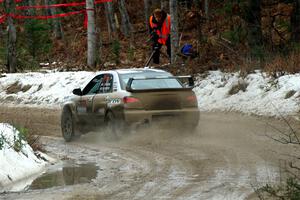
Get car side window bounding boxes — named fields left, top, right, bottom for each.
left=82, top=75, right=102, bottom=95
left=99, top=74, right=113, bottom=93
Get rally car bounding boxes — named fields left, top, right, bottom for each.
left=61, top=68, right=200, bottom=142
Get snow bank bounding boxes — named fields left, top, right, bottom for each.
left=0, top=123, right=47, bottom=192
left=0, top=71, right=96, bottom=107
left=194, top=71, right=300, bottom=117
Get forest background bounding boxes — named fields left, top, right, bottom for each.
left=0, top=0, right=300, bottom=76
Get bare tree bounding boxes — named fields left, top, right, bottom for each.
left=104, top=1, right=117, bottom=41
left=194, top=0, right=202, bottom=46
left=205, top=0, right=209, bottom=19
left=245, top=0, right=262, bottom=48
left=161, top=0, right=169, bottom=11
left=118, top=0, right=133, bottom=38
left=291, top=0, right=300, bottom=42
left=152, top=0, right=160, bottom=8
left=5, top=0, right=17, bottom=72
left=48, top=0, right=63, bottom=39
left=86, top=0, right=97, bottom=68
left=144, top=0, right=150, bottom=33
left=170, top=0, right=178, bottom=64
left=24, top=0, right=35, bottom=57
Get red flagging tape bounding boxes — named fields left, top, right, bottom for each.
left=0, top=15, right=6, bottom=23
left=0, top=0, right=111, bottom=24
left=0, top=0, right=22, bottom=3
left=11, top=10, right=85, bottom=19
left=4, top=0, right=112, bottom=9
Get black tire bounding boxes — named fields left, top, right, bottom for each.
left=105, top=111, right=124, bottom=140
left=61, top=108, right=74, bottom=142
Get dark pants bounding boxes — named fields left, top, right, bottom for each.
left=152, top=37, right=171, bottom=64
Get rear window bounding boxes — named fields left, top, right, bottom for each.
left=119, top=72, right=183, bottom=90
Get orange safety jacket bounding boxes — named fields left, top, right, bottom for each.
left=149, top=14, right=171, bottom=45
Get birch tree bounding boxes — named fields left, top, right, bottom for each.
left=118, top=0, right=133, bottom=38
left=104, top=1, right=117, bottom=40
left=86, top=0, right=97, bottom=68
left=5, top=0, right=16, bottom=72
left=170, top=0, right=178, bottom=64
left=291, top=0, right=300, bottom=42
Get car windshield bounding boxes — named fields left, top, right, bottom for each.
left=119, top=71, right=183, bottom=90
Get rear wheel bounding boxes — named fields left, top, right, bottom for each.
left=105, top=112, right=124, bottom=140
left=61, top=108, right=74, bottom=142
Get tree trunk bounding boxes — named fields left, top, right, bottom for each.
left=205, top=0, right=209, bottom=19
left=291, top=0, right=300, bottom=42
left=152, top=0, right=160, bottom=8
left=49, top=0, right=63, bottom=39
left=25, top=0, right=36, bottom=57
left=118, top=0, right=133, bottom=38
left=194, top=0, right=202, bottom=50
left=27, top=0, right=35, bottom=16
left=144, top=0, right=150, bottom=33
left=170, top=0, right=179, bottom=64
left=86, top=0, right=97, bottom=68
left=5, top=0, right=17, bottom=73
left=161, top=0, right=169, bottom=11
left=0, top=26, right=3, bottom=39
left=104, top=2, right=117, bottom=41
left=246, top=0, right=262, bottom=47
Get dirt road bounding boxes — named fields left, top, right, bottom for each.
left=0, top=106, right=299, bottom=200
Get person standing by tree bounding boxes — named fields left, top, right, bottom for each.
left=149, top=8, right=171, bottom=64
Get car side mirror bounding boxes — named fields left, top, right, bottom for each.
left=72, top=88, right=82, bottom=96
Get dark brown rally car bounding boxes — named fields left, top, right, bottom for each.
left=61, top=68, right=200, bottom=142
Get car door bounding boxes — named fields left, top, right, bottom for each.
left=87, top=73, right=114, bottom=126
left=76, top=75, right=102, bottom=125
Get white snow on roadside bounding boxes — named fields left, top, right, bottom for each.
left=0, top=71, right=96, bottom=107
left=0, top=123, right=48, bottom=192
left=194, top=70, right=300, bottom=118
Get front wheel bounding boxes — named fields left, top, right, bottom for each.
left=61, top=108, right=74, bottom=142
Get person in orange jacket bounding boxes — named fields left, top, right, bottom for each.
left=149, top=8, right=171, bottom=64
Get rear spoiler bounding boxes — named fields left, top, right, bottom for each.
left=126, top=75, right=195, bottom=92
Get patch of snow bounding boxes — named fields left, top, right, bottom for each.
left=0, top=71, right=96, bottom=108
left=194, top=70, right=300, bottom=117
left=0, top=123, right=49, bottom=192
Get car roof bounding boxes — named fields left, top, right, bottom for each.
left=116, top=68, right=168, bottom=74
left=95, top=68, right=170, bottom=75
